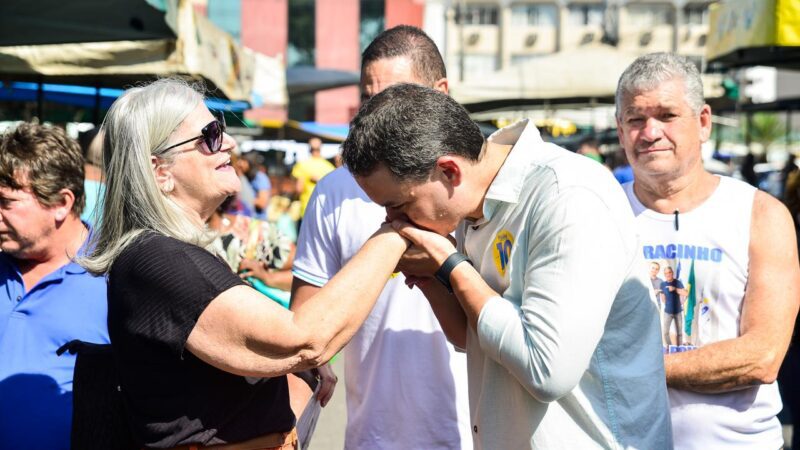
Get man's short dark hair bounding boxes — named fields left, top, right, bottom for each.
left=342, top=83, right=484, bottom=181
left=0, top=123, right=85, bottom=215
left=578, top=136, right=599, bottom=149
left=361, top=25, right=446, bottom=86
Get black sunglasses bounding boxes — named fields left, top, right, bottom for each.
left=162, top=112, right=227, bottom=154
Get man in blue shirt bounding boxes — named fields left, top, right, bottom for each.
left=0, top=123, right=109, bottom=449
left=241, top=150, right=272, bottom=220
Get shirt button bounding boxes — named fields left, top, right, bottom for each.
left=473, top=425, right=478, bottom=433
left=16, top=296, right=21, bottom=302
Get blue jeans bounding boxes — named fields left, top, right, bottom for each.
left=662, top=312, right=683, bottom=346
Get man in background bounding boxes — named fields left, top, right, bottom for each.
left=292, top=137, right=334, bottom=223
left=78, top=127, right=105, bottom=227
left=576, top=136, right=604, bottom=164
left=241, top=150, right=271, bottom=220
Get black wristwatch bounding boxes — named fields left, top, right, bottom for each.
left=434, top=252, right=472, bottom=293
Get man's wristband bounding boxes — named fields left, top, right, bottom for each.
left=434, top=252, right=472, bottom=293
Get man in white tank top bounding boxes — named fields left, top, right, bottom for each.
left=616, top=52, right=800, bottom=449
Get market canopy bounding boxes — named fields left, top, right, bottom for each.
left=452, top=45, right=724, bottom=114
left=0, top=0, right=286, bottom=105
left=286, top=67, right=360, bottom=96
left=0, top=81, right=251, bottom=112
left=706, top=0, right=800, bottom=70
left=0, top=0, right=174, bottom=46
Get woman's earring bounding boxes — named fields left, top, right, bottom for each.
left=161, top=179, right=174, bottom=193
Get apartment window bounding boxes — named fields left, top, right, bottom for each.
left=360, top=0, right=385, bottom=51
left=684, top=4, right=709, bottom=25
left=511, top=4, right=558, bottom=26
left=627, top=4, right=674, bottom=27
left=287, top=0, right=315, bottom=121
left=455, top=4, right=499, bottom=25
left=568, top=4, right=604, bottom=26
left=287, top=0, right=315, bottom=67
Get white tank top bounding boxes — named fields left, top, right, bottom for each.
left=623, top=176, right=783, bottom=450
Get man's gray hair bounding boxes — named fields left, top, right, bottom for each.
left=615, top=53, right=704, bottom=117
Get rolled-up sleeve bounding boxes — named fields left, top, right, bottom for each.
left=477, top=186, right=631, bottom=403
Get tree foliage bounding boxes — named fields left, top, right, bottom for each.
left=748, top=112, right=785, bottom=153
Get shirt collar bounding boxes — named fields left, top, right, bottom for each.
left=64, top=221, right=94, bottom=275
left=481, top=119, right=543, bottom=221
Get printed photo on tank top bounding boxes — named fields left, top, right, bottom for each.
left=642, top=243, right=726, bottom=353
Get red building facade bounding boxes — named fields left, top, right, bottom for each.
left=234, top=0, right=424, bottom=125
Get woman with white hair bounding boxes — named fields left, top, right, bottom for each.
left=82, top=78, right=408, bottom=449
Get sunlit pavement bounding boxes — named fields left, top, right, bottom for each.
left=785, top=425, right=793, bottom=449
left=308, top=356, right=346, bottom=450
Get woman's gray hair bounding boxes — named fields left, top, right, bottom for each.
left=615, top=52, right=705, bottom=117
left=81, top=78, right=212, bottom=274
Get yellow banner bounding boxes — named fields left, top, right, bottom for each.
left=707, top=0, right=800, bottom=61
left=776, top=0, right=800, bottom=45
